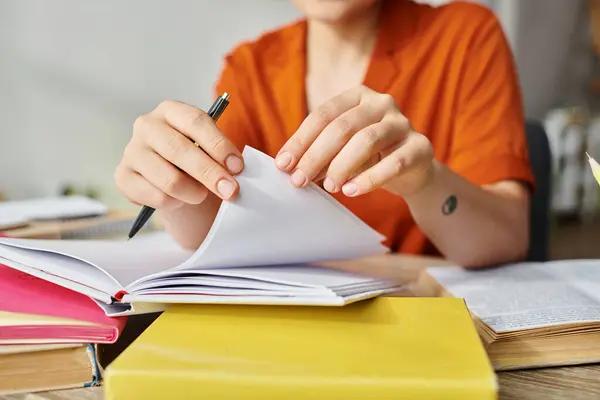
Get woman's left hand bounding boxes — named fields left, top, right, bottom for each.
left=275, top=85, right=435, bottom=197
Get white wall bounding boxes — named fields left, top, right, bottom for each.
left=1, top=0, right=586, bottom=208
left=0, top=0, right=300, bottom=207
left=509, top=0, right=591, bottom=120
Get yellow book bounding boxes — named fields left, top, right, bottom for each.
left=105, top=298, right=497, bottom=399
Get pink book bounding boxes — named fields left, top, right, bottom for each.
left=0, top=264, right=126, bottom=344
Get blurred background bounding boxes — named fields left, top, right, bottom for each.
left=1, top=0, right=599, bottom=259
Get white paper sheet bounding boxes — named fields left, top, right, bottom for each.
left=0, top=231, right=191, bottom=288
left=174, top=146, right=387, bottom=271
left=121, top=287, right=399, bottom=307
left=0, top=195, right=107, bottom=221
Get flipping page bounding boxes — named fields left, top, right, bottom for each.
left=0, top=147, right=396, bottom=316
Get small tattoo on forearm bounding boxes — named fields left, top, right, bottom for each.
left=441, top=195, right=457, bottom=215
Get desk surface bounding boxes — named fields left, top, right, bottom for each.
left=5, top=366, right=600, bottom=400
left=3, top=254, right=600, bottom=400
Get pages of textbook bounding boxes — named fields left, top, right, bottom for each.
left=427, top=260, right=600, bottom=332
left=0, top=147, right=395, bottom=316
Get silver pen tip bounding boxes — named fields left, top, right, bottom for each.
left=586, top=152, right=593, bottom=160
left=222, top=92, right=230, bottom=100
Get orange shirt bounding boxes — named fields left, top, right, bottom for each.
left=214, top=0, right=534, bottom=256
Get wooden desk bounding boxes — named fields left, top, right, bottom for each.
left=4, top=254, right=600, bottom=400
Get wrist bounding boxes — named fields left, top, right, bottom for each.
left=402, top=159, right=442, bottom=204
left=384, top=159, right=440, bottom=200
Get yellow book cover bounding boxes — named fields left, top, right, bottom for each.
left=105, top=298, right=496, bottom=399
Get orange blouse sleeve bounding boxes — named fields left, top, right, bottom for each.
left=213, top=51, right=261, bottom=153
left=447, top=9, right=535, bottom=191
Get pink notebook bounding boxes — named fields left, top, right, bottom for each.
left=0, top=264, right=126, bottom=344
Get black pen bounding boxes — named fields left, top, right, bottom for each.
left=127, top=92, right=231, bottom=240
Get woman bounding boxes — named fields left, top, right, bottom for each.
left=115, top=0, right=534, bottom=268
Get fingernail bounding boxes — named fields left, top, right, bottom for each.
left=323, top=177, right=336, bottom=192
left=290, top=170, right=307, bottom=187
left=225, top=155, right=243, bottom=174
left=342, top=182, right=358, bottom=196
left=276, top=152, right=292, bottom=170
left=217, top=179, right=234, bottom=199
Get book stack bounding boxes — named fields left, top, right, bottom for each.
left=0, top=264, right=126, bottom=395
left=0, top=147, right=496, bottom=397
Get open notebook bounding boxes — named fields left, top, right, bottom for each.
left=0, top=147, right=395, bottom=316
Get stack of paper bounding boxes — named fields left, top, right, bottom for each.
left=0, top=195, right=107, bottom=221
left=0, top=147, right=397, bottom=316
left=0, top=263, right=126, bottom=394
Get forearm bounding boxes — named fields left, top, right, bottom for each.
left=402, top=161, right=529, bottom=268
left=158, top=193, right=222, bottom=250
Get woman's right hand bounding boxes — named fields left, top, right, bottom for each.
left=115, top=100, right=244, bottom=210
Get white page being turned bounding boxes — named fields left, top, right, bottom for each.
left=176, top=146, right=387, bottom=271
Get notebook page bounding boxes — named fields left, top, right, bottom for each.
left=546, top=259, right=600, bottom=303
left=202, top=265, right=387, bottom=288
left=0, top=256, right=114, bottom=304
left=0, top=232, right=192, bottom=288
left=173, top=146, right=387, bottom=272
left=133, top=287, right=330, bottom=297
left=428, top=261, right=600, bottom=332
left=0, top=244, right=121, bottom=296
left=157, top=265, right=394, bottom=291
left=121, top=290, right=390, bottom=306
left=131, top=275, right=329, bottom=293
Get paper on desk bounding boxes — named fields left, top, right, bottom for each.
left=0, top=213, right=28, bottom=230
left=428, top=260, right=600, bottom=332
left=0, top=195, right=107, bottom=221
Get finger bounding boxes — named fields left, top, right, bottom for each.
left=275, top=86, right=368, bottom=172
left=325, top=115, right=411, bottom=192
left=151, top=100, right=244, bottom=174
left=323, top=155, right=378, bottom=192
left=291, top=103, right=384, bottom=188
left=341, top=133, right=432, bottom=197
left=128, top=149, right=209, bottom=205
left=314, top=166, right=328, bottom=183
left=142, top=119, right=239, bottom=200
left=115, top=166, right=183, bottom=210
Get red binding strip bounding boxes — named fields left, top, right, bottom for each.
left=114, top=290, right=128, bottom=301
